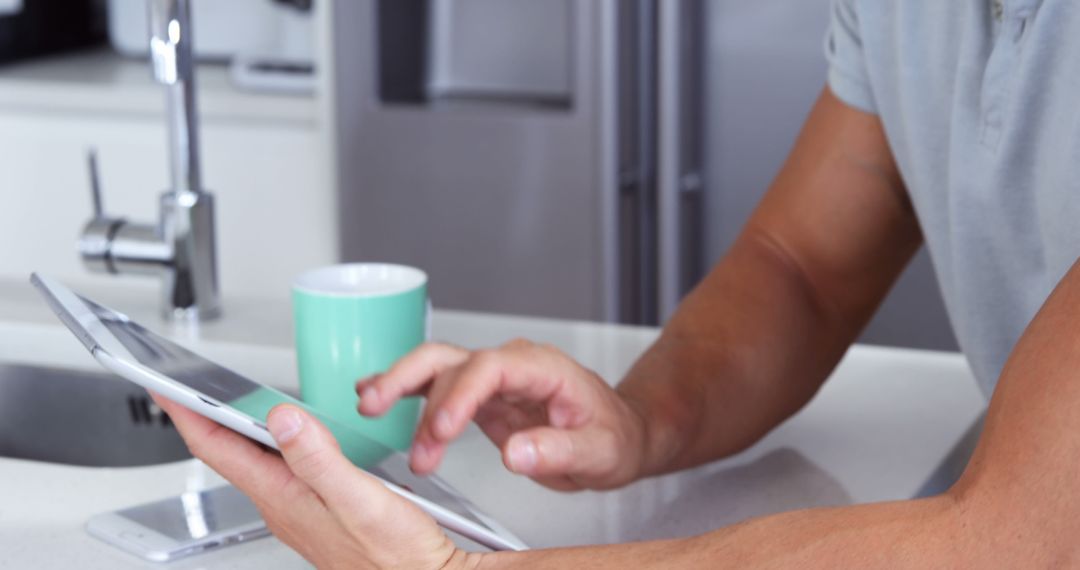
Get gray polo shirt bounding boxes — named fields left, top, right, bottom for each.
left=825, top=0, right=1080, bottom=398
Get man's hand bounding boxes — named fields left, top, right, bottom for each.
left=152, top=394, right=473, bottom=570
left=356, top=340, right=649, bottom=491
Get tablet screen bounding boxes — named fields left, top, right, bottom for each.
left=84, top=296, right=491, bottom=522
left=33, top=274, right=519, bottom=547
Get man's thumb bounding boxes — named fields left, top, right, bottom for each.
left=503, top=426, right=615, bottom=478
left=267, top=404, right=381, bottom=508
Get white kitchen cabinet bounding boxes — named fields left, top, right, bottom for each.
left=0, top=40, right=337, bottom=300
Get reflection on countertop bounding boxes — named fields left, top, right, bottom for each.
left=618, top=448, right=851, bottom=543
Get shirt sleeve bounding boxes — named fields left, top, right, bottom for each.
left=824, top=0, right=877, bottom=114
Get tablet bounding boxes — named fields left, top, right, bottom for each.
left=30, top=273, right=527, bottom=552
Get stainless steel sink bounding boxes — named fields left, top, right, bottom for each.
left=0, top=364, right=192, bottom=467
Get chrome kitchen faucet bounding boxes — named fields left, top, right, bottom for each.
left=79, top=0, right=221, bottom=322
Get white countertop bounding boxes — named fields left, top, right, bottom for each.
left=0, top=278, right=987, bottom=567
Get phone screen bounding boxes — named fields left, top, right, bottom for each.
left=119, top=485, right=264, bottom=542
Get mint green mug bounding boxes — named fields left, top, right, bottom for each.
left=292, top=263, right=428, bottom=451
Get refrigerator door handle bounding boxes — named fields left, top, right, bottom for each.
left=655, top=0, right=704, bottom=322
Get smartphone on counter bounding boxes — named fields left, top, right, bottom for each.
left=86, top=485, right=270, bottom=562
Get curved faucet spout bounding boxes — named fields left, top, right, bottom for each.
left=149, top=0, right=202, bottom=195
left=76, top=0, right=220, bottom=322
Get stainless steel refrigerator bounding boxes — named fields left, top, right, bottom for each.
left=326, top=0, right=704, bottom=325
left=324, top=0, right=957, bottom=349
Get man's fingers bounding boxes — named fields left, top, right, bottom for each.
left=407, top=431, right=449, bottom=475
left=152, top=394, right=365, bottom=560
left=356, top=343, right=469, bottom=416
left=152, top=392, right=216, bottom=440
left=419, top=347, right=575, bottom=445
left=150, top=392, right=299, bottom=502
left=266, top=404, right=386, bottom=513
left=472, top=398, right=535, bottom=449
left=407, top=343, right=592, bottom=473
left=501, top=426, right=618, bottom=480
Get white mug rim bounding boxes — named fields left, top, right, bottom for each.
left=292, top=263, right=428, bottom=298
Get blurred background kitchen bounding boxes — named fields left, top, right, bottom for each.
left=0, top=0, right=956, bottom=350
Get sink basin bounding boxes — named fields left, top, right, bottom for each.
left=0, top=364, right=192, bottom=467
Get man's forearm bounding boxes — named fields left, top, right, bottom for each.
left=616, top=229, right=865, bottom=478
left=472, top=495, right=967, bottom=569
left=615, top=89, right=922, bottom=479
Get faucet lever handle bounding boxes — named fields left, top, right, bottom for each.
left=80, top=147, right=123, bottom=275
left=87, top=148, right=105, bottom=219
